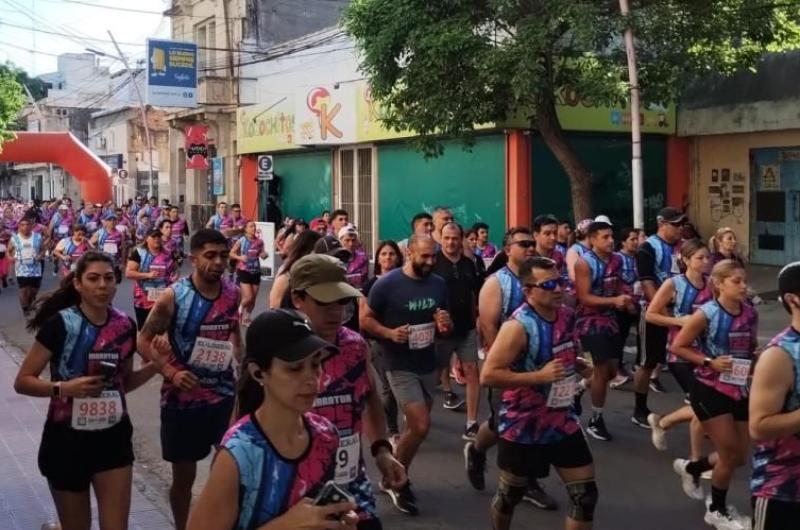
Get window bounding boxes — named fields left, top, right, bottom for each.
left=334, top=146, right=376, bottom=255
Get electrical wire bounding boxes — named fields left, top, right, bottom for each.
left=37, top=0, right=245, bottom=20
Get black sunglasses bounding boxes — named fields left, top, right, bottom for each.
left=512, top=240, right=535, bottom=249
left=525, top=277, right=567, bottom=291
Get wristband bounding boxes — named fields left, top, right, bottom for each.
left=370, top=439, right=393, bottom=458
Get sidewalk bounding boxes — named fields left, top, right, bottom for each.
left=0, top=341, right=174, bottom=530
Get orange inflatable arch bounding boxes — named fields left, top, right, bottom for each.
left=0, top=132, right=112, bottom=203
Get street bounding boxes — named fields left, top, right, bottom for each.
left=0, top=264, right=788, bottom=530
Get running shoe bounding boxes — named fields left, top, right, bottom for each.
left=386, top=482, right=419, bottom=516
left=462, top=422, right=479, bottom=441
left=631, top=410, right=651, bottom=429
left=647, top=413, right=667, bottom=450
left=609, top=373, right=630, bottom=389
left=523, top=482, right=558, bottom=510
left=587, top=415, right=613, bottom=441
left=649, top=377, right=667, bottom=393
left=464, top=441, right=486, bottom=491
left=704, top=498, right=748, bottom=530
left=443, top=391, right=465, bottom=410
left=672, top=458, right=705, bottom=501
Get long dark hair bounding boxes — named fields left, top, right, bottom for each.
left=373, top=240, right=403, bottom=276
left=27, top=251, right=114, bottom=332
left=279, top=230, right=322, bottom=277
left=234, top=359, right=272, bottom=420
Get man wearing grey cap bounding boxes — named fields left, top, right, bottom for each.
left=290, top=254, right=407, bottom=530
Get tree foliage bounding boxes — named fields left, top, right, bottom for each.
left=344, top=0, right=800, bottom=220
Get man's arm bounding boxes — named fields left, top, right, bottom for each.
left=481, top=320, right=555, bottom=388
left=360, top=301, right=398, bottom=341
left=636, top=243, right=659, bottom=302
left=477, top=276, right=502, bottom=350
left=230, top=288, right=243, bottom=363
left=575, top=258, right=626, bottom=309
left=137, top=289, right=176, bottom=368
left=749, top=346, right=800, bottom=441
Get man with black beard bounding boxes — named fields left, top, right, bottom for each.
left=362, top=235, right=453, bottom=516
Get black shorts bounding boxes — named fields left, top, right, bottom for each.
left=637, top=310, right=668, bottom=368
left=17, top=275, right=43, bottom=289
left=134, top=306, right=151, bottom=330
left=38, top=416, right=134, bottom=492
left=581, top=333, right=622, bottom=362
left=668, top=362, right=697, bottom=395
left=616, top=310, right=640, bottom=361
left=357, top=518, right=383, bottom=530
left=236, top=269, right=261, bottom=285
left=160, top=398, right=234, bottom=462
left=690, top=380, right=748, bottom=422
left=497, top=430, right=593, bottom=479
left=487, top=387, right=503, bottom=432
left=752, top=496, right=800, bottom=530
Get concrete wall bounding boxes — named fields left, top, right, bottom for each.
left=679, top=99, right=800, bottom=137
left=688, top=129, right=800, bottom=259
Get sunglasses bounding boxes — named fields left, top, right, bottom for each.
left=512, top=240, right=535, bottom=249
left=525, top=277, right=567, bottom=291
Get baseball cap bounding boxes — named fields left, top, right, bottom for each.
left=656, top=207, right=687, bottom=224
left=289, top=254, right=362, bottom=303
left=245, top=309, right=336, bottom=363
left=594, top=215, right=612, bottom=225
left=778, top=261, right=800, bottom=298
left=575, top=218, right=594, bottom=236
left=337, top=224, right=358, bottom=240
left=146, top=227, right=161, bottom=238
left=314, top=235, right=351, bottom=261
left=309, top=217, right=327, bottom=232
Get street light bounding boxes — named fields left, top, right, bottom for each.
left=87, top=30, right=155, bottom=198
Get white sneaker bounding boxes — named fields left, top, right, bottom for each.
left=648, top=413, right=667, bottom=451
left=672, top=458, right=705, bottom=500
left=609, top=373, right=629, bottom=389
left=704, top=499, right=748, bottom=530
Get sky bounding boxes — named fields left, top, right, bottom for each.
left=0, top=0, right=171, bottom=76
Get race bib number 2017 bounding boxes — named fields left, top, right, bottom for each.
left=408, top=323, right=435, bottom=350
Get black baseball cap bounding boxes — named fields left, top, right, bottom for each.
left=313, top=235, right=352, bottom=261
left=779, top=262, right=800, bottom=297
left=245, top=309, right=336, bottom=363
left=656, top=207, right=687, bottom=224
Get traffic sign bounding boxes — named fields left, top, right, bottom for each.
left=117, top=169, right=129, bottom=179
left=257, top=155, right=273, bottom=180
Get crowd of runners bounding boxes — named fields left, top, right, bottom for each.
left=3, top=195, right=798, bottom=530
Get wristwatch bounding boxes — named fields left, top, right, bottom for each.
left=703, top=357, right=712, bottom=368
left=51, top=381, right=62, bottom=398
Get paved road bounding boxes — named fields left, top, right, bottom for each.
left=0, top=264, right=787, bottom=529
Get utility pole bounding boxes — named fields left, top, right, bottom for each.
left=620, top=0, right=644, bottom=229
left=107, top=31, right=156, bottom=198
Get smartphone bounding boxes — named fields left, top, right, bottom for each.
left=313, top=480, right=354, bottom=508
left=99, top=361, right=117, bottom=383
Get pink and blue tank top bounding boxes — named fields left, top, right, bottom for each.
left=95, top=228, right=124, bottom=266
left=667, top=274, right=712, bottom=363
left=751, top=327, right=800, bottom=502
left=313, top=327, right=376, bottom=521
left=131, top=248, right=177, bottom=309
left=694, top=300, right=758, bottom=400
left=222, top=412, right=338, bottom=530
left=58, top=239, right=90, bottom=275
left=495, top=266, right=524, bottom=320
left=645, top=234, right=679, bottom=286
left=576, top=251, right=624, bottom=336
left=162, top=277, right=240, bottom=410
left=498, top=304, right=581, bottom=445
left=236, top=236, right=265, bottom=274
left=46, top=306, right=135, bottom=424
left=12, top=232, right=43, bottom=277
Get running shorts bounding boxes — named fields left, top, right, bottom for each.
left=17, top=276, right=43, bottom=289
left=752, top=496, right=800, bottom=530
left=616, top=310, right=640, bottom=362
left=38, top=415, right=134, bottom=492
left=580, top=333, right=623, bottom=362
left=435, top=329, right=479, bottom=367
left=385, top=370, right=436, bottom=409
left=160, top=397, right=235, bottom=462
left=637, top=307, right=668, bottom=368
left=690, top=380, right=748, bottom=422
left=236, top=270, right=261, bottom=285
left=668, top=362, right=696, bottom=395
left=497, top=430, right=593, bottom=479
left=134, top=306, right=151, bottom=330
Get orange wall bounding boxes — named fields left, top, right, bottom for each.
left=666, top=136, right=690, bottom=209
left=505, top=130, right=531, bottom=228
left=240, top=155, right=259, bottom=221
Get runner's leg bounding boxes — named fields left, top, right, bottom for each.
left=92, top=465, right=133, bottom=530
left=170, top=461, right=197, bottom=530
left=49, top=487, right=91, bottom=530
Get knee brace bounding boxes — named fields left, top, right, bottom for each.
left=565, top=479, right=598, bottom=522
left=491, top=472, right=527, bottom=515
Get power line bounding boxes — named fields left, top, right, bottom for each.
left=38, top=0, right=245, bottom=20
left=0, top=40, right=60, bottom=57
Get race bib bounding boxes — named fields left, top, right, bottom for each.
left=188, top=338, right=234, bottom=372
left=86, top=221, right=97, bottom=232
left=720, top=358, right=751, bottom=386
left=71, top=390, right=123, bottom=431
left=103, top=242, right=118, bottom=255
left=20, top=247, right=34, bottom=261
left=146, top=287, right=166, bottom=302
left=408, top=323, right=435, bottom=350
left=546, top=373, right=578, bottom=409
left=57, top=225, right=69, bottom=236
left=334, top=434, right=361, bottom=485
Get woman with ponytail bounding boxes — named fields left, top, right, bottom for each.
left=188, top=309, right=358, bottom=530
left=13, top=251, right=157, bottom=530
left=709, top=227, right=745, bottom=269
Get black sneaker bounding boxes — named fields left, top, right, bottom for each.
left=463, top=441, right=486, bottom=491
left=587, top=414, right=613, bottom=441
left=631, top=410, right=652, bottom=429
left=649, top=378, right=667, bottom=393
left=443, top=391, right=465, bottom=410
left=387, top=482, right=419, bottom=515
left=462, top=422, right=479, bottom=441
left=523, top=481, right=558, bottom=510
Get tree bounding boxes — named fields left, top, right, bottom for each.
left=343, top=0, right=800, bottom=220
left=0, top=63, right=26, bottom=145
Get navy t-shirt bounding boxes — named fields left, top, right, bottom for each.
left=367, top=268, right=448, bottom=374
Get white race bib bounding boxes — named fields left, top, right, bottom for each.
left=71, top=390, right=123, bottom=431
left=188, top=338, right=234, bottom=372
left=720, top=358, right=751, bottom=386
left=146, top=287, right=166, bottom=302
left=20, top=247, right=34, bottom=261
left=86, top=221, right=97, bottom=232
left=103, top=242, right=118, bottom=255
left=408, top=323, right=435, bottom=350
left=116, top=224, right=127, bottom=234
left=334, top=434, right=361, bottom=485
left=57, top=225, right=69, bottom=236
left=546, top=374, right=578, bottom=409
